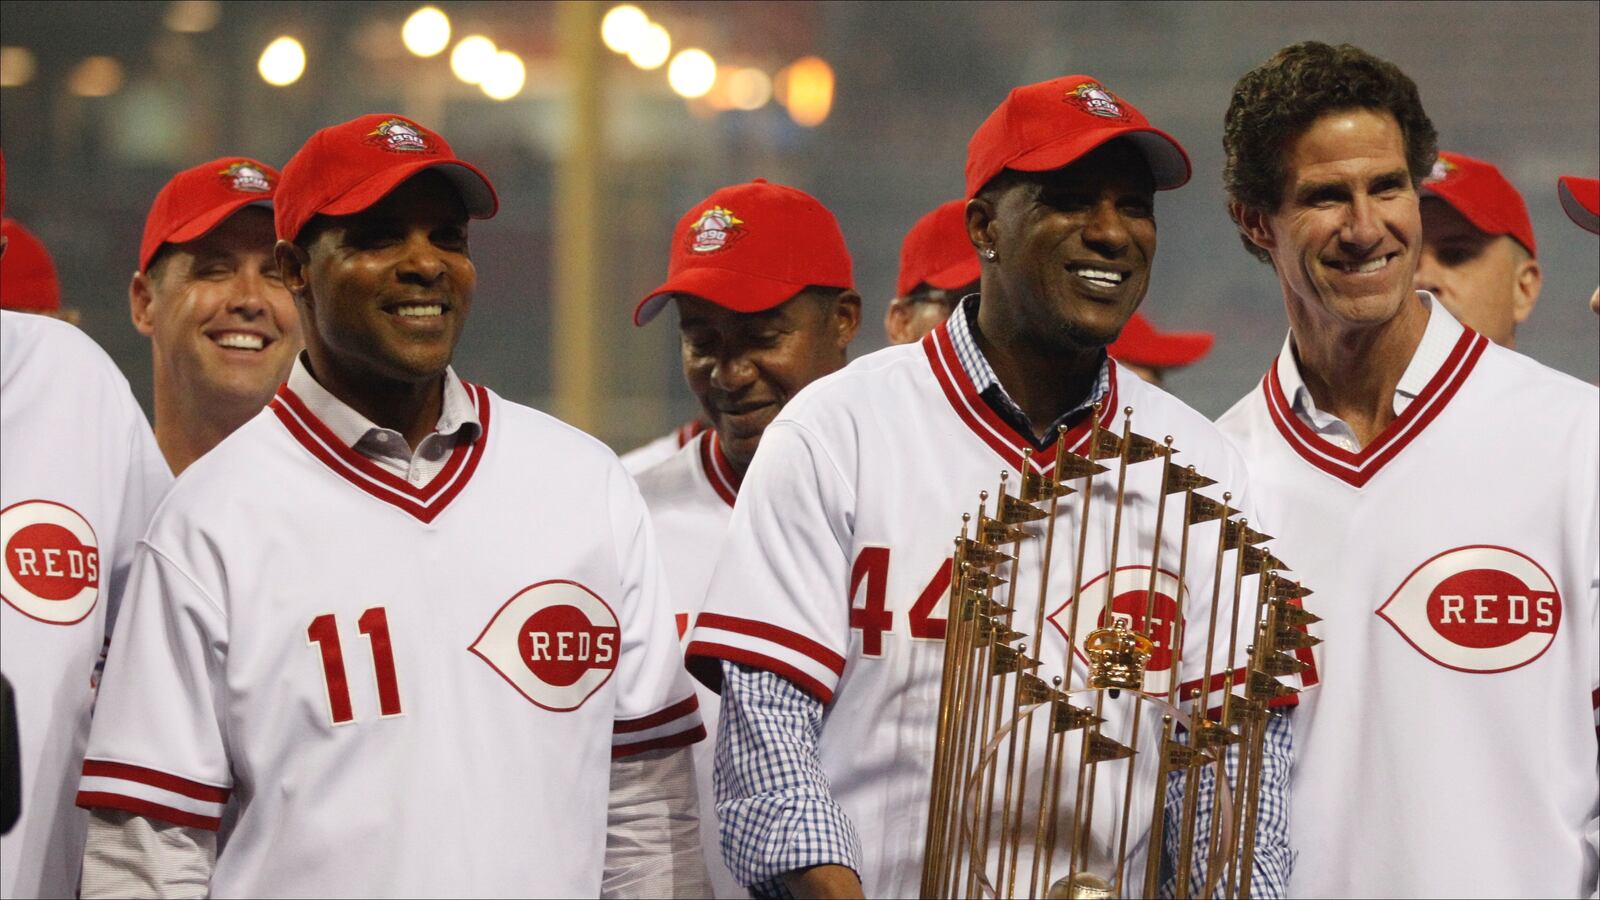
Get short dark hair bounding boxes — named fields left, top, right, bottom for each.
left=1224, top=41, right=1438, bottom=263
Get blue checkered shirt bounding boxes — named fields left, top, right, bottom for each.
left=713, top=295, right=1294, bottom=897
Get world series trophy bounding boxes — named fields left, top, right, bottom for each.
left=918, top=405, right=1317, bottom=900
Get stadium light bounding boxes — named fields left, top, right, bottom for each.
left=402, top=7, right=451, bottom=58
left=67, top=55, right=125, bottom=97
left=450, top=35, right=497, bottom=84
left=780, top=56, right=833, bottom=127
left=727, top=68, right=772, bottom=111
left=600, top=5, right=649, bottom=54
left=480, top=51, right=526, bottom=100
left=667, top=48, right=715, bottom=99
left=627, top=23, right=670, bottom=70
left=258, top=37, right=305, bottom=87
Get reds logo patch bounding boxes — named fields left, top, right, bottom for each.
left=366, top=118, right=430, bottom=152
left=687, top=206, right=744, bottom=253
left=1, top=500, right=101, bottom=625
left=219, top=161, right=272, bottom=193
left=1067, top=82, right=1129, bottom=120
left=470, top=580, right=620, bottom=711
left=1376, top=545, right=1561, bottom=674
left=1047, top=566, right=1184, bottom=694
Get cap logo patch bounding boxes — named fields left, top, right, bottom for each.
left=366, top=118, right=430, bottom=152
left=688, top=206, right=745, bottom=253
left=219, top=162, right=272, bottom=193
left=1068, top=82, right=1128, bottom=120
left=1425, top=157, right=1456, bottom=185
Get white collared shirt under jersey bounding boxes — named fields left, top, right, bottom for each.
left=286, top=355, right=480, bottom=488
left=1278, top=292, right=1457, bottom=451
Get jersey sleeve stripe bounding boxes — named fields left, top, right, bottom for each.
left=615, top=694, right=700, bottom=734
left=80, top=759, right=230, bottom=803
left=692, top=612, right=846, bottom=674
left=75, top=791, right=222, bottom=832
left=612, top=724, right=708, bottom=759
left=685, top=641, right=835, bottom=705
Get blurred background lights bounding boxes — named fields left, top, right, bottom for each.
left=600, top=5, right=649, bottom=55
left=67, top=56, right=126, bottom=97
left=450, top=34, right=497, bottom=84
left=257, top=36, right=305, bottom=87
left=402, top=6, right=451, bottom=58
left=727, top=68, right=772, bottom=111
left=780, top=56, right=834, bottom=127
left=163, top=0, right=220, bottom=34
left=0, top=47, right=37, bottom=88
left=627, top=23, right=670, bottom=70
left=667, top=48, right=715, bottom=99
left=480, top=51, right=526, bottom=100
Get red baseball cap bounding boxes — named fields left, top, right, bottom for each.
left=1107, top=312, right=1213, bottom=369
left=897, top=199, right=980, bottom=298
left=965, top=75, right=1190, bottom=199
left=139, top=157, right=281, bottom=273
left=1, top=218, right=61, bottom=312
left=1558, top=176, right=1599, bottom=235
left=275, top=113, right=497, bottom=243
left=635, top=179, right=853, bottom=326
left=1421, top=151, right=1536, bottom=256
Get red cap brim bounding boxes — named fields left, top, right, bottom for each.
left=1008, top=127, right=1191, bottom=191
left=321, top=158, right=498, bottom=222
left=1559, top=176, right=1600, bottom=234
left=162, top=196, right=272, bottom=246
left=635, top=266, right=808, bottom=326
left=922, top=255, right=982, bottom=293
left=1109, top=330, right=1214, bottom=368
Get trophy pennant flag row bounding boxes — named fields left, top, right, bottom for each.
left=918, top=404, right=1317, bottom=900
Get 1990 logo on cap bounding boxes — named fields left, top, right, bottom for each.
left=1425, top=157, right=1457, bottom=185
left=1, top=500, right=101, bottom=625
left=688, top=206, right=745, bottom=254
left=470, top=579, right=621, bottom=711
left=1376, top=545, right=1561, bottom=674
left=366, top=118, right=430, bottom=153
left=219, top=162, right=272, bottom=193
left=1067, top=82, right=1129, bottom=120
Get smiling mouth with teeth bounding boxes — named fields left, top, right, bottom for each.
left=1069, top=265, right=1127, bottom=288
left=392, top=304, right=445, bottom=317
left=1327, top=253, right=1396, bottom=274
left=214, top=332, right=267, bottom=351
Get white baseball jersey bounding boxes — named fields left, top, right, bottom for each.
left=0, top=311, right=171, bottom=899
left=635, top=429, right=741, bottom=897
left=1217, top=301, right=1600, bottom=899
left=77, top=377, right=704, bottom=897
left=686, top=324, right=1278, bottom=897
left=622, top=419, right=709, bottom=476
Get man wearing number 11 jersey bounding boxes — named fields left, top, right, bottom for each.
left=75, top=115, right=708, bottom=897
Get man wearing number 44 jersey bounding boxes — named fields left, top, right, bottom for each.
left=632, top=179, right=862, bottom=897
left=686, top=76, right=1297, bottom=898
left=75, top=115, right=710, bottom=897
left=1215, top=43, right=1599, bottom=898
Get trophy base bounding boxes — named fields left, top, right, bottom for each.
left=1047, top=872, right=1114, bottom=900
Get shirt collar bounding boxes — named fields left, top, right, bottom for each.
left=1278, top=291, right=1464, bottom=426
left=286, top=354, right=481, bottom=450
left=946, top=294, right=1111, bottom=446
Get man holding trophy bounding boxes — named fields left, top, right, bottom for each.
left=687, top=76, right=1304, bottom=899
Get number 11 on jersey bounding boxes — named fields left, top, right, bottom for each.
left=307, top=607, right=404, bottom=725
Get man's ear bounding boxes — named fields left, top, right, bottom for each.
left=884, top=296, right=912, bottom=345
left=832, top=289, right=863, bottom=351
left=966, top=197, right=998, bottom=260
left=1231, top=201, right=1276, bottom=256
left=128, top=270, right=157, bottom=337
left=1510, top=255, right=1542, bottom=325
left=275, top=239, right=311, bottom=309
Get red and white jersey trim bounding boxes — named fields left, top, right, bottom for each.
left=922, top=322, right=1119, bottom=475
left=697, top=431, right=740, bottom=508
left=686, top=612, right=847, bottom=703
left=1262, top=329, right=1487, bottom=488
left=268, top=381, right=491, bottom=523
left=675, top=418, right=710, bottom=448
left=75, top=759, right=230, bottom=831
left=612, top=694, right=706, bottom=758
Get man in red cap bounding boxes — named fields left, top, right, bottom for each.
left=686, top=76, right=1294, bottom=898
left=1107, top=312, right=1214, bottom=388
left=1557, top=175, right=1599, bottom=313
left=885, top=199, right=980, bottom=344
left=1, top=147, right=171, bottom=900
left=127, top=157, right=301, bottom=473
left=631, top=179, right=861, bottom=897
left=1412, top=150, right=1542, bottom=347
left=0, top=218, right=80, bottom=324
left=78, top=114, right=708, bottom=897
